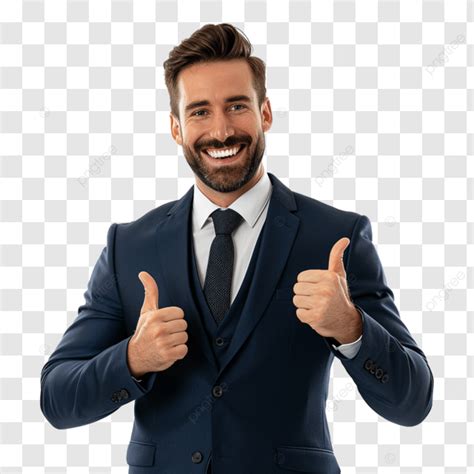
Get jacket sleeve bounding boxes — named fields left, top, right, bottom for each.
left=323, top=214, right=434, bottom=427
left=40, top=223, right=157, bottom=430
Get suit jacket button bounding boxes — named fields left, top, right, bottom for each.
left=275, top=452, right=285, bottom=464
left=119, top=389, right=129, bottom=399
left=381, top=374, right=389, bottom=383
left=191, top=451, right=203, bottom=463
left=364, top=359, right=373, bottom=370
left=212, top=385, right=223, bottom=398
left=375, top=368, right=384, bottom=379
left=215, top=337, right=225, bottom=347
left=111, top=393, right=118, bottom=403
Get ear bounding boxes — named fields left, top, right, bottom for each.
left=261, top=97, right=273, bottom=133
left=170, top=113, right=183, bottom=145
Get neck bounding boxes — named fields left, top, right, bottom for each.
left=196, top=165, right=264, bottom=208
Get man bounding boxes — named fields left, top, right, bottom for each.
left=40, top=23, right=433, bottom=473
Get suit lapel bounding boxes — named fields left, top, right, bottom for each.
left=155, top=172, right=299, bottom=376
left=155, top=184, right=220, bottom=372
left=218, top=173, right=299, bottom=375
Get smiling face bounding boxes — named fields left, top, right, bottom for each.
left=170, top=59, right=272, bottom=199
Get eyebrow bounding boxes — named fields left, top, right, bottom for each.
left=184, top=95, right=252, bottom=114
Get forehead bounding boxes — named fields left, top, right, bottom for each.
left=177, top=59, right=256, bottom=106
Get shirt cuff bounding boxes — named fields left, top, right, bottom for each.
left=332, top=334, right=363, bottom=359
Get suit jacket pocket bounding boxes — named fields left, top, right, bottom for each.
left=126, top=440, right=156, bottom=467
left=274, top=445, right=340, bottom=473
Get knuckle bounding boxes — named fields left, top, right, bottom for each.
left=161, top=347, right=172, bottom=360
left=178, top=344, right=188, bottom=358
left=168, top=306, right=184, bottom=318
left=321, top=287, right=332, bottom=298
left=145, top=309, right=159, bottom=320
left=155, top=325, right=165, bottom=338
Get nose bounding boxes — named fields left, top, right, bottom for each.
left=208, top=109, right=235, bottom=144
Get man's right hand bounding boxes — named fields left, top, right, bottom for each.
left=127, top=271, right=188, bottom=378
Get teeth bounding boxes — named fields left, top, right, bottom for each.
left=206, top=145, right=241, bottom=159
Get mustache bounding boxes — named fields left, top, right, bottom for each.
left=198, top=137, right=251, bottom=151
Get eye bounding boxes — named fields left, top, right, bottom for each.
left=191, top=109, right=208, bottom=117
left=191, top=104, right=247, bottom=117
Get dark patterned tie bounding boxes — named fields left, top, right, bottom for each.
left=203, top=208, right=244, bottom=324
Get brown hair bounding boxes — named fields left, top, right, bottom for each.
left=163, top=23, right=266, bottom=121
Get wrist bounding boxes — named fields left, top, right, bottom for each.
left=127, top=338, right=147, bottom=379
left=334, top=306, right=363, bottom=344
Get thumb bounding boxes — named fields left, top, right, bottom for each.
left=328, top=237, right=350, bottom=277
left=138, top=271, right=159, bottom=315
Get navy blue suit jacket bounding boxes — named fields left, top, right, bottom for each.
left=40, top=172, right=433, bottom=473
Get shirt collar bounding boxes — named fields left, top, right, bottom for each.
left=192, top=170, right=272, bottom=231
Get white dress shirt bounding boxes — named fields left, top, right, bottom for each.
left=191, top=170, right=362, bottom=359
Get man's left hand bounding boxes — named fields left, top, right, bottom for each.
left=293, top=237, right=362, bottom=344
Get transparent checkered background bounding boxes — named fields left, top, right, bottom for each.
left=0, top=0, right=472, bottom=472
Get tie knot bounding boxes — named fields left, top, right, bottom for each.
left=210, top=208, right=243, bottom=235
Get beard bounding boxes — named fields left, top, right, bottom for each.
left=182, top=130, right=265, bottom=193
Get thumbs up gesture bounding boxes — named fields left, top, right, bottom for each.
left=127, top=271, right=188, bottom=378
left=292, top=237, right=362, bottom=344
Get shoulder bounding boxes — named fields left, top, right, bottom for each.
left=291, top=189, right=363, bottom=229
left=112, top=199, right=179, bottom=241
